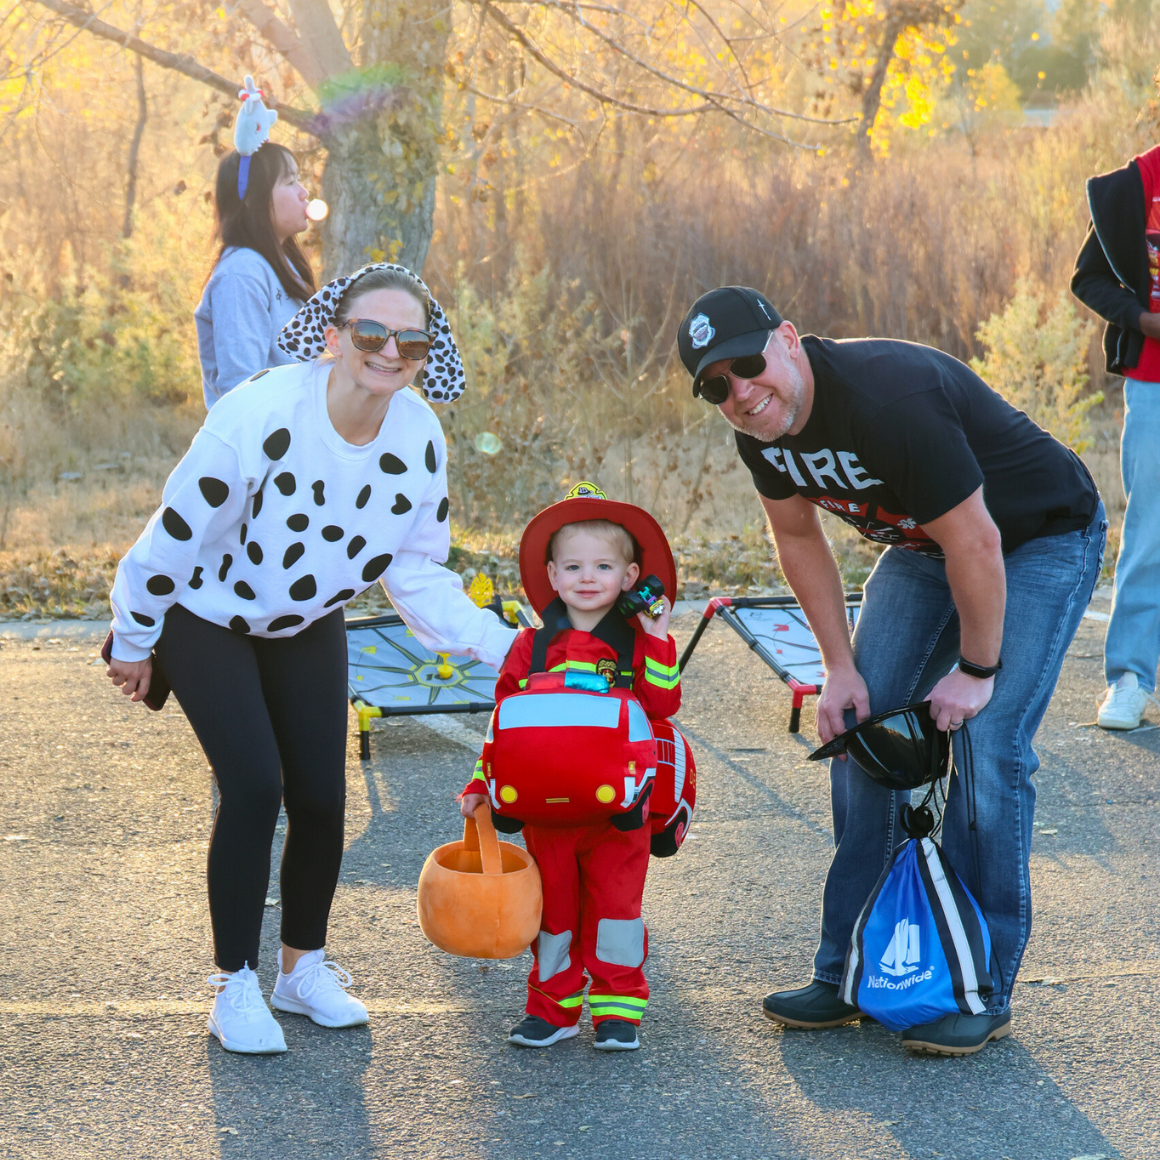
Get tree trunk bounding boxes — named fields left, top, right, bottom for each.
left=316, top=0, right=451, bottom=278
left=857, top=11, right=906, bottom=160
left=122, top=53, right=148, bottom=240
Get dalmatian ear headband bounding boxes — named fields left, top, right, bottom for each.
left=277, top=263, right=467, bottom=404
left=234, top=75, right=278, bottom=200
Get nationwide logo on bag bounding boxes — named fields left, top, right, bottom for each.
left=866, top=914, right=935, bottom=991
left=868, top=916, right=934, bottom=990
left=879, top=919, right=922, bottom=977
left=842, top=835, right=994, bottom=1030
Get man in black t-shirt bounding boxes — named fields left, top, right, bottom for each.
left=677, top=287, right=1104, bottom=1056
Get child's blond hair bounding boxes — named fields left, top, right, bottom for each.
left=547, top=519, right=638, bottom=566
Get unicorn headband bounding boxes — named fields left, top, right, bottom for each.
left=234, top=75, right=278, bottom=200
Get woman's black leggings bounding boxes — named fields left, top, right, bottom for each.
left=155, top=604, right=349, bottom=972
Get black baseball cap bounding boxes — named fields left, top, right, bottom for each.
left=677, top=286, right=783, bottom=392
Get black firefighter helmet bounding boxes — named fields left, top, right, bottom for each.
left=807, top=702, right=950, bottom=791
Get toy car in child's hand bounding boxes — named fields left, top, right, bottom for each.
left=617, top=574, right=666, bottom=620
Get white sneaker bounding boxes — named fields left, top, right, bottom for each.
left=270, top=948, right=369, bottom=1029
left=1097, top=673, right=1151, bottom=730
left=207, top=966, right=288, bottom=1054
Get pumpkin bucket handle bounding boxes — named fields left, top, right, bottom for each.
left=464, top=803, right=504, bottom=876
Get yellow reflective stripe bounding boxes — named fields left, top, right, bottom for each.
left=645, top=657, right=679, bottom=679
left=588, top=994, right=648, bottom=1013
left=472, top=758, right=484, bottom=776
left=518, top=678, right=528, bottom=689
left=558, top=993, right=584, bottom=1009
left=644, top=667, right=680, bottom=690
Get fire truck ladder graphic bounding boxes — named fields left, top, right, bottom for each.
left=677, top=593, right=862, bottom=733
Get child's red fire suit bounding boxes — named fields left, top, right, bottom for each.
left=463, top=623, right=680, bottom=1027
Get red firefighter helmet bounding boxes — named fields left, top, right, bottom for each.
left=481, top=672, right=657, bottom=829
left=519, top=482, right=677, bottom=616
left=649, top=720, right=697, bottom=857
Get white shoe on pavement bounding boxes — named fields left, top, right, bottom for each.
left=270, top=948, right=370, bottom=1028
left=207, top=965, right=288, bottom=1054
left=1097, top=672, right=1152, bottom=730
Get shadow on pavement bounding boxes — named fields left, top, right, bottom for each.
left=776, top=1020, right=1122, bottom=1160
left=205, top=1019, right=374, bottom=1154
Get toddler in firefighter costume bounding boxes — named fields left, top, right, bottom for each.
left=460, top=483, right=693, bottom=1051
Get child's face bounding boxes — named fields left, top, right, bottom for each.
left=547, top=528, right=640, bottom=617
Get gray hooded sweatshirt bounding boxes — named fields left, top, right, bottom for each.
left=194, top=246, right=305, bottom=409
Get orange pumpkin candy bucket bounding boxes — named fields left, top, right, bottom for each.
left=416, top=804, right=542, bottom=959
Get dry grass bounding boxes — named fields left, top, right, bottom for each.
left=0, top=414, right=1121, bottom=622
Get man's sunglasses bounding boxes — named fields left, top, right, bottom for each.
left=340, top=320, right=432, bottom=359
left=693, top=352, right=767, bottom=405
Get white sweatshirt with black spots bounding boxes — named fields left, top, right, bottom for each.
left=109, top=360, right=517, bottom=669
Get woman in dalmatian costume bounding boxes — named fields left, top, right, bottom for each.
left=106, top=264, right=518, bottom=1054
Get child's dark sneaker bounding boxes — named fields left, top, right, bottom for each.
left=508, top=1014, right=579, bottom=1048
left=593, top=1019, right=640, bottom=1051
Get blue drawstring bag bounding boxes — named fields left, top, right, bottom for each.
left=814, top=711, right=994, bottom=1032
left=839, top=829, right=993, bottom=1031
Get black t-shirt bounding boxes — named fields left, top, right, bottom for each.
left=737, top=336, right=1099, bottom=558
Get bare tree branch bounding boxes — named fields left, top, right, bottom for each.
left=234, top=0, right=326, bottom=88
left=475, top=0, right=855, bottom=126
left=462, top=79, right=590, bottom=135
left=480, top=5, right=817, bottom=147
left=24, top=0, right=318, bottom=132
left=479, top=1, right=717, bottom=119
left=565, top=0, right=847, bottom=123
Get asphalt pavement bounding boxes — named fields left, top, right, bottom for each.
left=1, top=593, right=1157, bottom=1160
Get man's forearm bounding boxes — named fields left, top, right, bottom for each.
left=943, top=542, right=1005, bottom=667
left=773, top=529, right=856, bottom=673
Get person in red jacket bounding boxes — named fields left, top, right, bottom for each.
left=460, top=483, right=681, bottom=1051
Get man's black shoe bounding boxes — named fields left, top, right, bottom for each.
left=507, top=1014, right=579, bottom=1048
left=593, top=1019, right=640, bottom=1051
left=762, top=980, right=863, bottom=1029
left=901, top=1011, right=1011, bottom=1056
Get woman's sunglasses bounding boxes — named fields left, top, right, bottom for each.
left=340, top=320, right=432, bottom=360
left=693, top=351, right=767, bottom=405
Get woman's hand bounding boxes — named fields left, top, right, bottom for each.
left=460, top=792, right=488, bottom=819
left=107, top=657, right=152, bottom=702
left=637, top=596, right=672, bottom=639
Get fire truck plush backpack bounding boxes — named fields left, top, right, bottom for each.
left=480, top=483, right=697, bottom=856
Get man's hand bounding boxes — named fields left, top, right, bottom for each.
left=927, top=668, right=994, bottom=732
left=107, top=657, right=152, bottom=702
left=637, top=595, right=672, bottom=639
left=1139, top=311, right=1160, bottom=341
left=460, top=792, right=488, bottom=819
left=816, top=664, right=871, bottom=751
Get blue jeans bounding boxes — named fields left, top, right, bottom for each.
left=1105, top=380, right=1160, bottom=693
left=813, top=505, right=1106, bottom=1013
